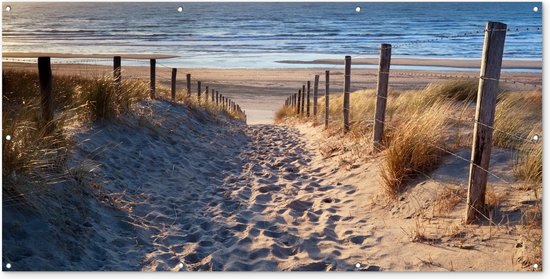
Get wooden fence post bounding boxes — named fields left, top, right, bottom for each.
left=325, top=70, right=330, bottom=129
left=301, top=84, right=306, bottom=116
left=197, top=81, right=202, bottom=102
left=113, top=56, right=121, bottom=96
left=465, top=21, right=507, bottom=223
left=150, top=59, right=156, bottom=99
left=205, top=86, right=209, bottom=102
left=297, top=89, right=301, bottom=114
left=211, top=89, right=215, bottom=103
left=216, top=91, right=219, bottom=106
left=186, top=74, right=191, bottom=97
left=343, top=56, right=351, bottom=133
left=313, top=75, right=319, bottom=116
left=38, top=57, right=53, bottom=125
left=373, top=43, right=392, bottom=150
left=306, top=81, right=311, bottom=117
left=171, top=68, right=177, bottom=102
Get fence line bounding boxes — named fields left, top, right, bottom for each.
left=23, top=55, right=247, bottom=132
left=281, top=20, right=541, bottom=224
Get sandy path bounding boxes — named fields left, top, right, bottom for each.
left=208, top=125, right=370, bottom=271
left=4, top=97, right=524, bottom=270
left=63, top=101, right=370, bottom=271
left=138, top=124, right=371, bottom=271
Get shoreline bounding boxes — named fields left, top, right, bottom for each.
left=276, top=57, right=542, bottom=70
left=2, top=53, right=542, bottom=72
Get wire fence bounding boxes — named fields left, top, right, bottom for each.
left=282, top=21, right=541, bottom=223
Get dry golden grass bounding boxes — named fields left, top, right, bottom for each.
left=494, top=91, right=542, bottom=149
left=485, top=186, right=507, bottom=209
left=279, top=79, right=541, bottom=200
left=2, top=69, right=243, bottom=201
left=380, top=101, right=453, bottom=197
left=492, top=92, right=542, bottom=187
left=514, top=128, right=542, bottom=188
left=421, top=78, right=478, bottom=102
left=433, top=187, right=467, bottom=215
left=516, top=201, right=542, bottom=270
left=274, top=105, right=296, bottom=123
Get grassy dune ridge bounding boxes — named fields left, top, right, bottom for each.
left=2, top=69, right=244, bottom=197
left=277, top=79, right=542, bottom=192
left=276, top=79, right=542, bottom=268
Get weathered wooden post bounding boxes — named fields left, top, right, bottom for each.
left=325, top=70, right=330, bottom=129
left=205, top=86, right=209, bottom=102
left=465, top=21, right=507, bottom=223
left=216, top=91, right=219, bottom=106
left=297, top=89, right=302, bottom=114
left=197, top=81, right=202, bottom=102
left=150, top=59, right=156, bottom=99
left=343, top=56, right=351, bottom=133
left=373, top=44, right=392, bottom=150
left=38, top=57, right=53, bottom=125
left=171, top=68, right=177, bottom=102
left=313, top=75, right=319, bottom=116
left=301, top=84, right=306, bottom=116
left=186, top=74, right=191, bottom=97
left=113, top=56, right=121, bottom=96
left=306, top=81, right=311, bottom=117
left=211, top=89, right=215, bottom=103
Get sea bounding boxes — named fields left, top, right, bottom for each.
left=1, top=2, right=543, bottom=69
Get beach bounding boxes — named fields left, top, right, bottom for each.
left=1, top=1, right=543, bottom=272
left=2, top=61, right=542, bottom=124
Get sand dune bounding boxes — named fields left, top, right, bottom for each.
left=3, top=98, right=537, bottom=271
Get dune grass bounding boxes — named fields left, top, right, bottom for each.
left=380, top=102, right=453, bottom=197
left=2, top=69, right=244, bottom=199
left=493, top=91, right=542, bottom=149
left=274, top=105, right=295, bottom=123
left=514, top=126, right=542, bottom=187
left=277, top=78, right=542, bottom=198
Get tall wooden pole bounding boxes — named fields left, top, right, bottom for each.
left=373, top=44, right=392, bottom=150
left=171, top=68, right=177, bottom=102
left=186, top=74, right=191, bottom=97
left=297, top=89, right=302, bottom=115
left=301, top=84, right=306, bottom=116
left=306, top=81, right=311, bottom=117
left=343, top=56, right=351, bottom=133
left=201, top=81, right=202, bottom=104
left=150, top=59, right=156, bottom=99
left=325, top=70, right=330, bottom=129
left=313, top=75, right=319, bottom=116
left=113, top=56, right=121, bottom=97
left=465, top=21, right=507, bottom=223
left=38, top=57, right=53, bottom=126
